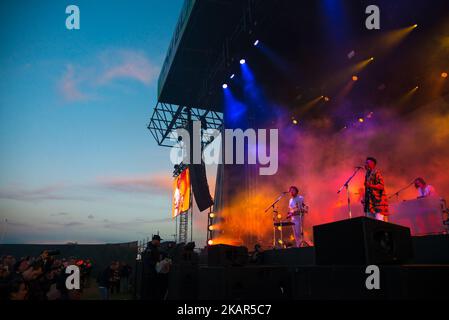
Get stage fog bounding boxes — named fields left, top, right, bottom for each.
left=213, top=96, right=449, bottom=247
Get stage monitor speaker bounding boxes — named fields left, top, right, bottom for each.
left=207, top=244, right=248, bottom=266
left=313, top=217, right=413, bottom=265
left=189, top=163, right=214, bottom=212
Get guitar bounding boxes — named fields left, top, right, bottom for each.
left=286, top=205, right=308, bottom=219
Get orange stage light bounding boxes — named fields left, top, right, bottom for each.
left=442, top=72, right=448, bottom=78
left=207, top=240, right=213, bottom=245
left=352, top=75, right=358, bottom=81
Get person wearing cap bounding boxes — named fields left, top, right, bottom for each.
left=141, top=235, right=162, bottom=300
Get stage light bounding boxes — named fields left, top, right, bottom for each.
left=230, top=74, right=235, bottom=79
left=209, top=213, right=216, bottom=219
left=277, top=213, right=282, bottom=219
left=412, top=24, right=418, bottom=28
left=222, top=83, right=228, bottom=89
left=370, top=57, right=374, bottom=61
left=324, top=96, right=330, bottom=102
left=352, top=75, right=358, bottom=81
left=292, top=119, right=299, bottom=125
left=209, top=225, right=215, bottom=231
left=441, top=72, right=448, bottom=78
left=358, top=117, right=364, bottom=123
left=254, top=40, right=259, bottom=46
left=208, top=240, right=213, bottom=245
left=347, top=50, right=355, bottom=59
left=240, top=59, right=246, bottom=65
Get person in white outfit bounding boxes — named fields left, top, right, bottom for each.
left=414, top=177, right=437, bottom=198
left=287, top=186, right=306, bottom=247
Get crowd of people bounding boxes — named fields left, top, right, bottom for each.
left=0, top=251, right=93, bottom=300
left=96, top=261, right=132, bottom=300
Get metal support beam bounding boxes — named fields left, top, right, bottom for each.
left=147, top=102, right=223, bottom=148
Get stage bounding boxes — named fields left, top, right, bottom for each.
left=161, top=234, right=449, bottom=300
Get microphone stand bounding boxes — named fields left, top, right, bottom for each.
left=389, top=181, right=415, bottom=200
left=337, top=167, right=363, bottom=219
left=265, top=192, right=288, bottom=248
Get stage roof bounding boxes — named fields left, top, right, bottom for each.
left=157, top=0, right=449, bottom=115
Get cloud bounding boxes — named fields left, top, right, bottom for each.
left=50, top=212, right=70, bottom=217
left=59, top=64, right=88, bottom=102
left=62, top=222, right=84, bottom=227
left=103, top=217, right=171, bottom=230
left=0, top=171, right=171, bottom=204
left=0, top=184, right=94, bottom=202
left=98, top=49, right=160, bottom=85
left=58, top=49, right=159, bottom=102
left=96, top=173, right=172, bottom=195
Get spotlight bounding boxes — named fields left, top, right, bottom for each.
left=209, top=213, right=216, bottom=219
left=370, top=57, right=374, bottom=61
left=254, top=40, right=259, bottom=46
left=412, top=24, right=418, bottom=28
left=358, top=117, right=364, bottom=123
left=230, top=74, right=235, bottom=79
left=441, top=72, right=448, bottom=78
left=277, top=213, right=282, bottom=219
left=239, top=59, right=246, bottom=65
left=352, top=75, right=358, bottom=81
left=208, top=225, right=215, bottom=231
left=222, top=83, right=228, bottom=89
left=292, top=119, right=299, bottom=125
left=207, top=240, right=214, bottom=245
left=324, top=96, right=330, bottom=102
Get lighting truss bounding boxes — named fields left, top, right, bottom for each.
left=147, top=102, right=223, bottom=148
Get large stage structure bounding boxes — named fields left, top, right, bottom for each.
left=142, top=0, right=449, bottom=301
left=148, top=0, right=449, bottom=248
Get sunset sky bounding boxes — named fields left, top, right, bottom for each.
left=0, top=0, right=202, bottom=244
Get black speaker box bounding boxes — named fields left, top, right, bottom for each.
left=207, top=244, right=248, bottom=266
left=313, top=217, right=413, bottom=265
left=167, top=264, right=199, bottom=300
left=198, top=266, right=291, bottom=300
left=189, top=163, right=214, bottom=211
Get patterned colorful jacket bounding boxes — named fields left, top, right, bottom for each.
left=363, top=169, right=389, bottom=216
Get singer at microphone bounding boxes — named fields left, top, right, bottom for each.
left=362, top=157, right=389, bottom=221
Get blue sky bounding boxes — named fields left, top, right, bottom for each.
left=0, top=0, right=211, bottom=244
